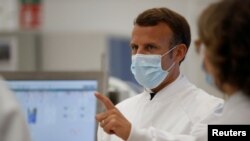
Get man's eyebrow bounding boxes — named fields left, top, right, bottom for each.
left=144, top=42, right=158, bottom=47
left=129, top=42, right=159, bottom=47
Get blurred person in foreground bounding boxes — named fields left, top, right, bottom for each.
left=189, top=0, right=250, bottom=140
left=196, top=0, right=250, bottom=125
left=0, top=76, right=30, bottom=141
left=95, top=7, right=223, bottom=141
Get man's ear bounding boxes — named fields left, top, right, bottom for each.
left=174, top=44, right=187, bottom=63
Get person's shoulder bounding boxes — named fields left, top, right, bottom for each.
left=0, top=79, right=21, bottom=116
left=214, top=92, right=250, bottom=124
left=0, top=78, right=26, bottom=136
left=178, top=78, right=224, bottom=122
left=180, top=76, right=223, bottom=104
left=188, top=81, right=223, bottom=104
left=192, top=88, right=224, bottom=112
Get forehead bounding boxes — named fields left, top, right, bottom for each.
left=131, top=22, right=173, bottom=45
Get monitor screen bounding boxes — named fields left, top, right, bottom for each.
left=1, top=72, right=103, bottom=141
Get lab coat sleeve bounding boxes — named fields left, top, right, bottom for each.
left=97, top=119, right=207, bottom=141
left=127, top=125, right=206, bottom=141
left=0, top=102, right=31, bottom=141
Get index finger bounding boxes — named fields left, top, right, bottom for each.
left=95, top=92, right=115, bottom=110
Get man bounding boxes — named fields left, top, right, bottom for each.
left=0, top=77, right=31, bottom=141
left=96, top=7, right=223, bottom=141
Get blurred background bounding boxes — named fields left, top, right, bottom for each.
left=0, top=0, right=223, bottom=103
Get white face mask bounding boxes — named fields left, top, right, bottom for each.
left=131, top=47, right=176, bottom=89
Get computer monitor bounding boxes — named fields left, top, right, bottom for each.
left=1, top=71, right=104, bottom=141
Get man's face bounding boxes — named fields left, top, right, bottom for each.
left=130, top=22, right=174, bottom=70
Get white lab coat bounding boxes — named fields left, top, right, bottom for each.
left=211, top=91, right=250, bottom=124
left=192, top=91, right=250, bottom=141
left=97, top=74, right=223, bottom=141
left=0, top=77, right=31, bottom=141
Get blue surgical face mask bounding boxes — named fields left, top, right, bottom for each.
left=201, top=62, right=215, bottom=86
left=131, top=47, right=176, bottom=89
left=200, top=44, right=215, bottom=86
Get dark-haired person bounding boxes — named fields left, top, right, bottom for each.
left=197, top=0, right=250, bottom=127
left=186, top=0, right=250, bottom=140
left=95, top=7, right=223, bottom=141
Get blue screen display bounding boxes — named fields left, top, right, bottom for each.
left=7, top=80, right=97, bottom=141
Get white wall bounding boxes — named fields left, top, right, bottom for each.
left=0, top=0, right=18, bottom=31
left=41, top=0, right=223, bottom=98
left=43, top=0, right=188, bottom=35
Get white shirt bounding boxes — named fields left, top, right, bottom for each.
left=97, top=74, right=223, bottom=141
left=0, top=77, right=31, bottom=141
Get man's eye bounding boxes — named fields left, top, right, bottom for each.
left=145, top=45, right=156, bottom=50
left=130, top=45, right=138, bottom=50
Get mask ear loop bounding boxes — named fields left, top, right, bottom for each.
left=166, top=62, right=175, bottom=72
left=162, top=59, right=176, bottom=81
left=161, top=46, right=178, bottom=57
left=161, top=45, right=177, bottom=71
